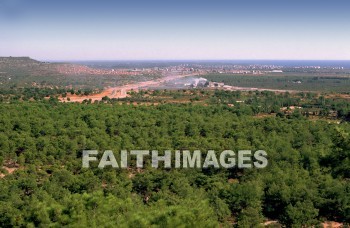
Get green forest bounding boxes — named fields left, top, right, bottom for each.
left=1, top=94, right=350, bottom=227
left=203, top=74, right=350, bottom=92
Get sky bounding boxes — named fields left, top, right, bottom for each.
left=0, top=0, right=350, bottom=61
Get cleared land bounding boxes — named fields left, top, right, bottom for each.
left=61, top=72, right=199, bottom=102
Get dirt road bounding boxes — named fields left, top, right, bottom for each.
left=60, top=73, right=199, bottom=102
left=60, top=72, right=299, bottom=103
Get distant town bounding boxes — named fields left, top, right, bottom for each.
left=53, top=61, right=348, bottom=77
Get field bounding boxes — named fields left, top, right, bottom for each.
left=203, top=73, right=350, bottom=92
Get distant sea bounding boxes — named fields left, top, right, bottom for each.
left=69, top=60, right=350, bottom=69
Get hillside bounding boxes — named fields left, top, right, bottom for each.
left=0, top=57, right=159, bottom=90
left=0, top=57, right=41, bottom=66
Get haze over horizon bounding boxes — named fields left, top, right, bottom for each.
left=1, top=0, right=350, bottom=61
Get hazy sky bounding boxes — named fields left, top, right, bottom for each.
left=0, top=0, right=349, bottom=60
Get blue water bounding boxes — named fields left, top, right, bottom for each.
left=221, top=60, right=350, bottom=68
left=69, top=60, right=350, bottom=69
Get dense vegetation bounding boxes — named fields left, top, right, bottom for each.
left=1, top=96, right=350, bottom=227
left=203, top=74, right=350, bottom=92
left=104, top=89, right=350, bottom=121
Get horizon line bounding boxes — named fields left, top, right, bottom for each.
left=2, top=56, right=350, bottom=62
left=46, top=59, right=350, bottom=62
